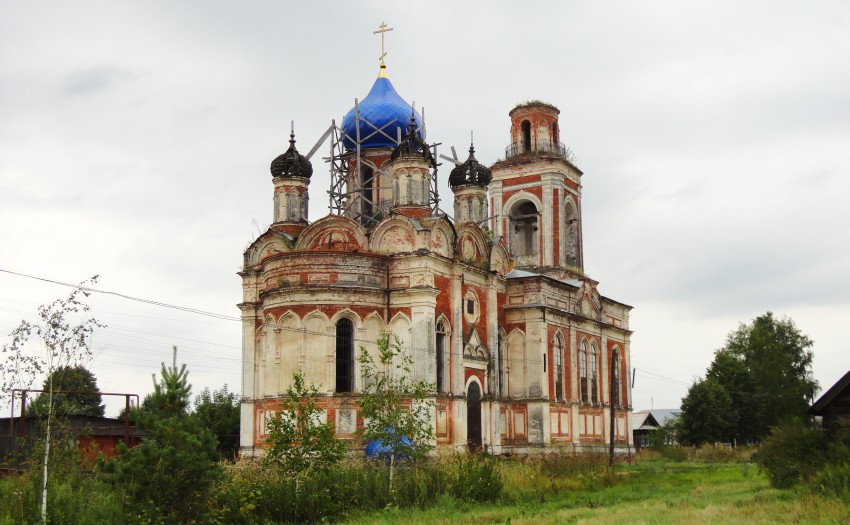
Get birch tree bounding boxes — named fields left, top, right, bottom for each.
left=0, top=277, right=104, bottom=524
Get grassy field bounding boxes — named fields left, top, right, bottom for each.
left=3, top=451, right=849, bottom=523
left=343, top=459, right=850, bottom=525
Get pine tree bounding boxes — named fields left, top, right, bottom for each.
left=107, top=362, right=221, bottom=524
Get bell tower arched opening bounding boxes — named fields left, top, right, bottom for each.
left=509, top=200, right=539, bottom=265
left=521, top=120, right=531, bottom=153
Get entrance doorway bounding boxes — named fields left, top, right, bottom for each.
left=467, top=381, right=482, bottom=453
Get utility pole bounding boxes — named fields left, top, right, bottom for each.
left=609, top=350, right=618, bottom=466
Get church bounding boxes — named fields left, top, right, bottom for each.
left=238, top=28, right=633, bottom=456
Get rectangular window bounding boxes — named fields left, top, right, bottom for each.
left=466, top=299, right=474, bottom=314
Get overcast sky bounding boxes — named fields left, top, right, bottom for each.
left=2, top=1, right=848, bottom=417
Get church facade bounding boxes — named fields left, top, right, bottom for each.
left=238, top=59, right=633, bottom=457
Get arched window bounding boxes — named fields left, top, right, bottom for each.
left=580, top=340, right=588, bottom=403
left=612, top=348, right=620, bottom=406
left=521, top=120, right=531, bottom=153
left=335, top=318, right=354, bottom=393
left=590, top=342, right=599, bottom=404
left=564, top=201, right=578, bottom=266
left=436, top=321, right=446, bottom=393
left=554, top=334, right=564, bottom=401
left=511, top=201, right=538, bottom=257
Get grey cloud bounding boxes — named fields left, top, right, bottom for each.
left=62, top=65, right=135, bottom=97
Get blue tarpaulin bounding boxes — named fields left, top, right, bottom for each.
left=365, top=428, right=413, bottom=458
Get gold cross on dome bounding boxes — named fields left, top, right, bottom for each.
left=373, top=21, right=394, bottom=77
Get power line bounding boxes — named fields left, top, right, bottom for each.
left=633, top=367, right=690, bottom=386
left=1, top=268, right=634, bottom=369
left=0, top=268, right=240, bottom=321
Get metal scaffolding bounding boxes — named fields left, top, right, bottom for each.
left=323, top=101, right=441, bottom=227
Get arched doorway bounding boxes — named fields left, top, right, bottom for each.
left=467, top=381, right=482, bottom=453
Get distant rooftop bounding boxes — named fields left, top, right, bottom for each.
left=633, top=409, right=681, bottom=427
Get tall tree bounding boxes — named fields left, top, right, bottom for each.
left=705, top=349, right=757, bottom=443
left=0, top=277, right=104, bottom=524
left=678, top=378, right=736, bottom=446
left=30, top=365, right=105, bottom=417
left=680, top=312, right=818, bottom=445
left=724, top=312, right=818, bottom=440
left=194, top=384, right=241, bottom=459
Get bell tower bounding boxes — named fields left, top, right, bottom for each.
left=489, top=102, right=584, bottom=272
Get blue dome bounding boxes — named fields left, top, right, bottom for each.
left=341, top=77, right=425, bottom=151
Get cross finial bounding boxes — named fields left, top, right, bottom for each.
left=373, top=21, right=394, bottom=78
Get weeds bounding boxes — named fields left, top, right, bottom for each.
left=4, top=448, right=850, bottom=524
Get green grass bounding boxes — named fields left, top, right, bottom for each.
left=342, top=460, right=850, bottom=525
left=4, top=454, right=849, bottom=524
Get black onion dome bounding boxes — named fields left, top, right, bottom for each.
left=449, top=144, right=492, bottom=188
left=390, top=114, right=436, bottom=167
left=270, top=132, right=313, bottom=179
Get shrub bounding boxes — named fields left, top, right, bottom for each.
left=0, top=474, right=124, bottom=525
left=208, top=454, right=503, bottom=523
left=807, top=462, right=850, bottom=501
left=754, top=419, right=829, bottom=488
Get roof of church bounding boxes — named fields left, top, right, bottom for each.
left=449, top=144, right=492, bottom=188
left=270, top=132, right=313, bottom=179
left=390, top=114, right=435, bottom=167
left=504, top=269, right=538, bottom=279
left=341, top=76, right=424, bottom=151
